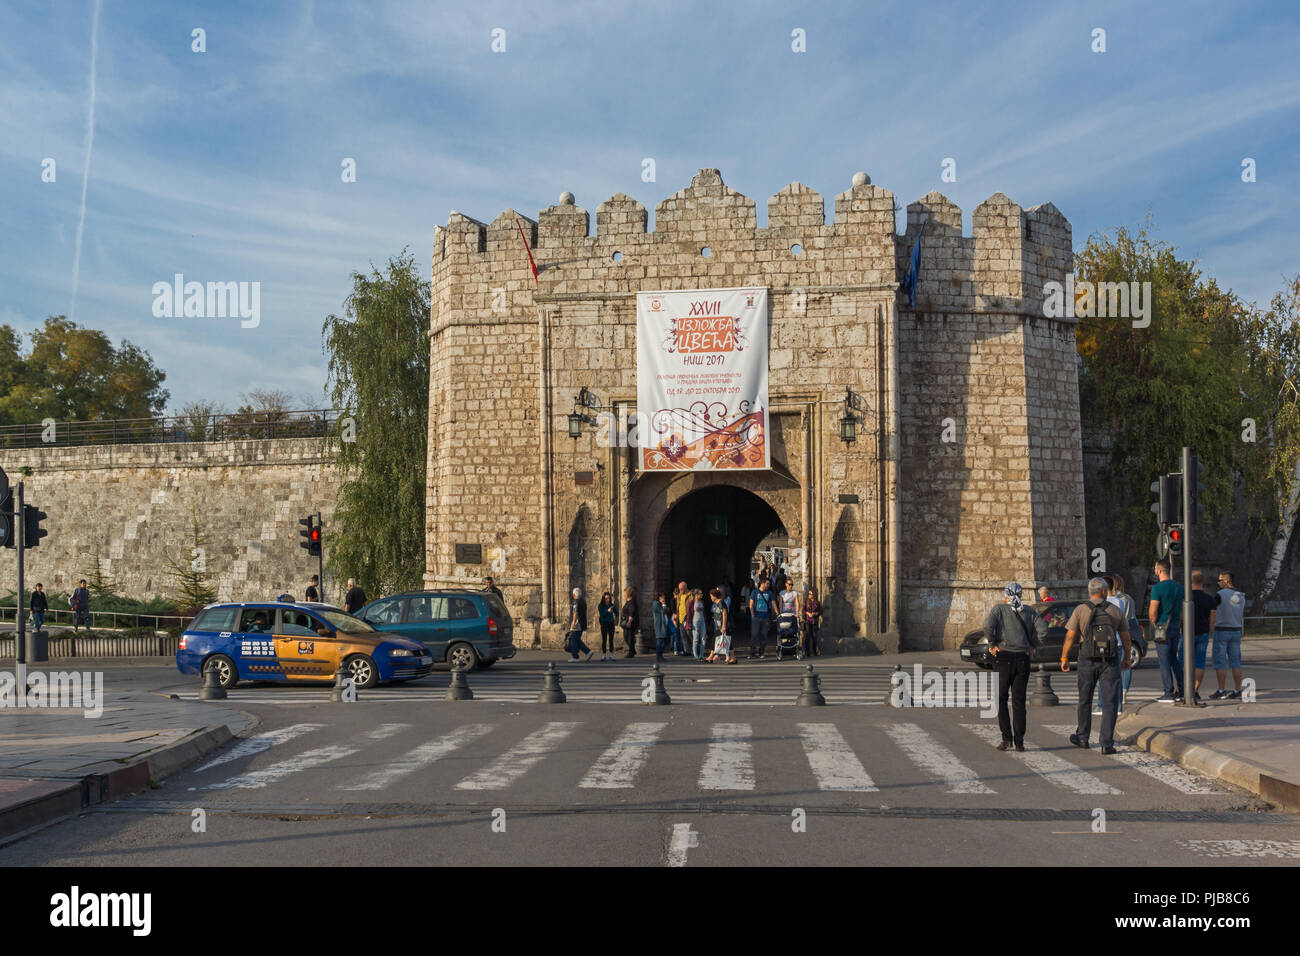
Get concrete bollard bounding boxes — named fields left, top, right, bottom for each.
left=796, top=664, right=826, bottom=706
left=643, top=663, right=671, bottom=705
left=446, top=665, right=474, bottom=701
left=199, top=662, right=227, bottom=701
left=330, top=665, right=356, bottom=703
left=538, top=661, right=566, bottom=703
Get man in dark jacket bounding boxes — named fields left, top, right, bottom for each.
left=567, top=587, right=593, bottom=661
left=30, top=583, right=49, bottom=633
left=70, top=579, right=91, bottom=631
left=983, top=583, right=1048, bottom=752
left=344, top=578, right=367, bottom=615
left=620, top=587, right=639, bottom=658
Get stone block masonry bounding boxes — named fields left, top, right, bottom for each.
left=427, top=168, right=1086, bottom=650
left=0, top=439, right=339, bottom=606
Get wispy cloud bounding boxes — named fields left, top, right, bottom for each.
left=69, top=0, right=101, bottom=323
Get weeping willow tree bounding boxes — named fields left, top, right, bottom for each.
left=322, top=250, right=430, bottom=596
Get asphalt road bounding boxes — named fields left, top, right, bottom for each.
left=2, top=657, right=1299, bottom=866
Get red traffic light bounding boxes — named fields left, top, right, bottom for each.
left=1169, top=529, right=1181, bottom=542
left=310, top=528, right=321, bottom=542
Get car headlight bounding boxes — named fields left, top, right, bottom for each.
left=389, top=648, right=415, bottom=657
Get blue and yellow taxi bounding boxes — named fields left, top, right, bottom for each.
left=177, top=602, right=434, bottom=689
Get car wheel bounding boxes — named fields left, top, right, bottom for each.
left=447, top=642, right=479, bottom=671
left=205, top=654, right=238, bottom=690
left=344, top=654, right=379, bottom=688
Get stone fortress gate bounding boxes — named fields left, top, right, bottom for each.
left=424, top=169, right=1086, bottom=651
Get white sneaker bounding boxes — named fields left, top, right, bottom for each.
left=585, top=650, right=594, bottom=661
left=568, top=657, right=580, bottom=663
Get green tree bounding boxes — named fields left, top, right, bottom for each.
left=167, top=508, right=218, bottom=608
left=322, top=250, right=430, bottom=595
left=0, top=315, right=168, bottom=425
left=1075, top=225, right=1247, bottom=566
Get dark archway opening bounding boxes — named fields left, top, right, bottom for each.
left=655, top=486, right=784, bottom=595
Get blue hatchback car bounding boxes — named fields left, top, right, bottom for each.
left=357, top=589, right=517, bottom=671
left=177, top=602, right=434, bottom=689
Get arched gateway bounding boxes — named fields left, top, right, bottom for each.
left=423, top=169, right=1088, bottom=651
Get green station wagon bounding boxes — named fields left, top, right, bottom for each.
left=356, top=589, right=517, bottom=671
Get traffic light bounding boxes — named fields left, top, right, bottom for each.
left=0, top=467, right=10, bottom=549
left=1168, top=526, right=1184, bottom=558
left=1187, top=454, right=1205, bottom=526
left=299, top=514, right=322, bottom=557
left=21, top=504, right=47, bottom=549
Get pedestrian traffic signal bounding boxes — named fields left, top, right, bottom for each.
left=1168, top=527, right=1183, bottom=558
left=299, top=514, right=322, bottom=556
left=0, top=486, right=11, bottom=550
left=21, top=504, right=47, bottom=549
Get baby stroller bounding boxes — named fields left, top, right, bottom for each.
left=775, top=611, right=803, bottom=661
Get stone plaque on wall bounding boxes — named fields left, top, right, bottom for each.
left=455, top=543, right=483, bottom=564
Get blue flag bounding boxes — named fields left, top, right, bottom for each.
left=903, top=220, right=926, bottom=309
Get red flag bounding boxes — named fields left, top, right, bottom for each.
left=517, top=219, right=539, bottom=282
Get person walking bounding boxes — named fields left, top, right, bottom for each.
left=1210, top=571, right=1246, bottom=699
left=30, top=583, right=49, bottom=634
left=1189, top=570, right=1217, bottom=700
left=692, top=588, right=709, bottom=660
left=343, top=578, right=368, bottom=615
left=566, top=587, right=593, bottom=662
left=674, top=582, right=692, bottom=657
left=1062, top=577, right=1133, bottom=754
left=597, top=591, right=617, bottom=662
left=1148, top=558, right=1184, bottom=702
left=1107, top=573, right=1142, bottom=713
left=984, top=583, right=1048, bottom=752
left=70, top=579, right=91, bottom=632
left=706, top=587, right=735, bottom=663
left=802, top=585, right=823, bottom=657
left=620, top=587, right=639, bottom=658
left=749, top=578, right=775, bottom=659
left=482, top=576, right=504, bottom=602
left=652, top=592, right=669, bottom=662
left=304, top=575, right=320, bottom=602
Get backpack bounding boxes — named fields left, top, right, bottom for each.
left=1081, top=603, right=1119, bottom=661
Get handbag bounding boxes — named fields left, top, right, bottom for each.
left=1153, top=623, right=1168, bottom=644
left=563, top=632, right=573, bottom=653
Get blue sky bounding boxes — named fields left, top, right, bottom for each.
left=2, top=0, right=1297, bottom=411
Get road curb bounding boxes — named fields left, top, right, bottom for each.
left=1118, top=716, right=1300, bottom=812
left=0, top=721, right=237, bottom=842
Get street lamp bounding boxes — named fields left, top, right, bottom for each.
left=568, top=387, right=600, bottom=439
left=840, top=388, right=857, bottom=445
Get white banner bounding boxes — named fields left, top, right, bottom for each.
left=636, top=287, right=769, bottom=472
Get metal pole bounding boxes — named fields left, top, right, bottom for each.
left=317, top=511, right=324, bottom=603
left=16, top=481, right=25, bottom=665
left=1181, top=446, right=1195, bottom=705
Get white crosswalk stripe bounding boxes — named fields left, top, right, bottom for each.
left=341, top=723, right=495, bottom=792
left=1043, top=725, right=1223, bottom=793
left=455, top=722, right=581, bottom=790
left=699, top=723, right=755, bottom=790
left=883, top=722, right=995, bottom=794
left=797, top=723, right=877, bottom=791
left=207, top=745, right=359, bottom=790
left=365, top=723, right=412, bottom=740
left=193, top=723, right=323, bottom=773
left=963, top=723, right=1119, bottom=794
left=579, top=722, right=669, bottom=789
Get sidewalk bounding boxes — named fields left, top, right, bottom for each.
left=0, top=672, right=254, bottom=841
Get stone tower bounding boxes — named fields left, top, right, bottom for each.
left=425, top=169, right=1083, bottom=650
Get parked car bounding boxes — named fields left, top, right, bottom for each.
left=357, top=589, right=517, bottom=671
left=958, top=601, right=1147, bottom=669
left=177, top=602, right=433, bottom=689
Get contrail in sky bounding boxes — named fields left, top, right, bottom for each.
left=70, top=0, right=102, bottom=323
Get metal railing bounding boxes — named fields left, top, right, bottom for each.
left=1242, top=615, right=1300, bottom=637
left=0, top=606, right=194, bottom=633
left=0, top=408, right=344, bottom=449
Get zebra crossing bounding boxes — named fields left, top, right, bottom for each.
left=184, top=715, right=1227, bottom=799
left=174, top=662, right=1134, bottom=706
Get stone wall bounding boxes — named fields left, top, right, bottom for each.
left=0, top=439, right=339, bottom=606
left=426, top=168, right=1083, bottom=650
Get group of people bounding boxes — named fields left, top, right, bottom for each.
left=985, top=561, right=1251, bottom=756
left=561, top=573, right=826, bottom=664
left=19, top=580, right=91, bottom=633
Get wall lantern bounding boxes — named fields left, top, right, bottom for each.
left=840, top=387, right=857, bottom=445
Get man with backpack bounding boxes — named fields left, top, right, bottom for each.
left=1060, top=577, right=1133, bottom=754
left=983, top=583, right=1049, bottom=752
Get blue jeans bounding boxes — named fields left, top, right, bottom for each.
left=1156, top=630, right=1182, bottom=695
left=673, top=627, right=687, bottom=655
left=32, top=612, right=45, bottom=632
left=1077, top=657, right=1122, bottom=748
left=568, top=630, right=590, bottom=657
left=693, top=620, right=708, bottom=658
